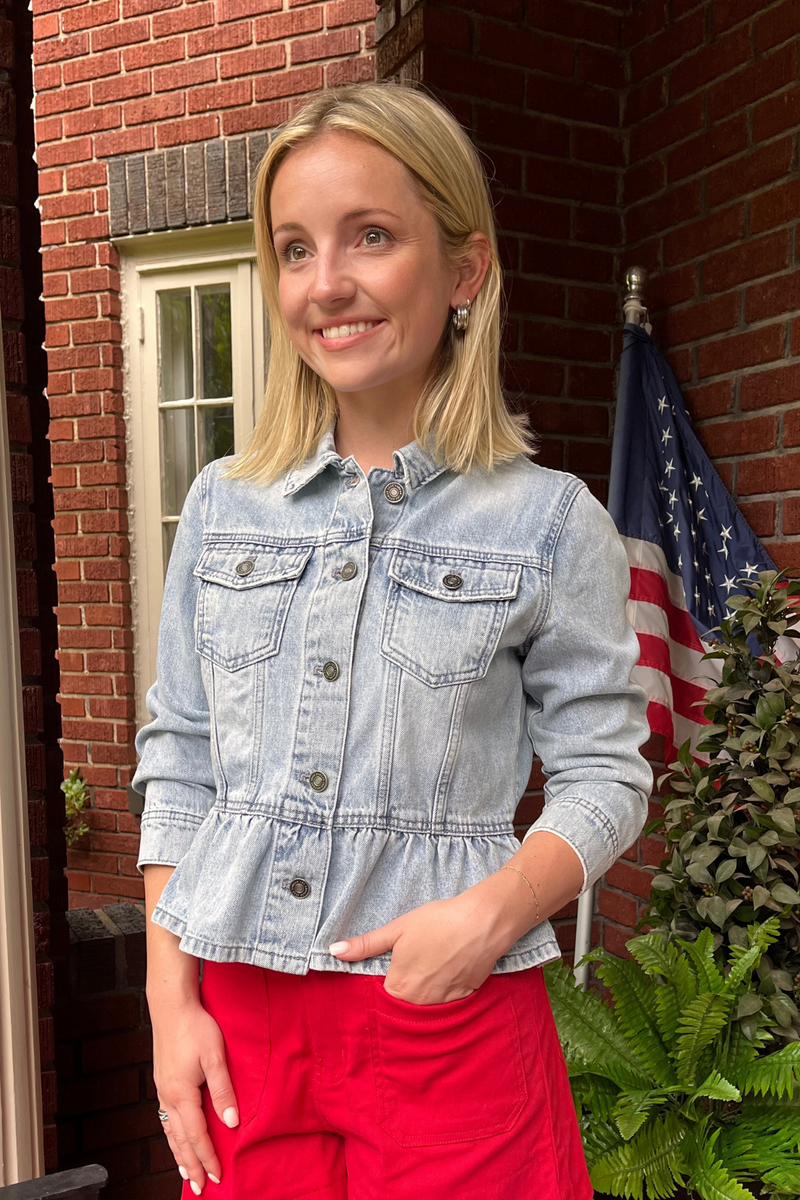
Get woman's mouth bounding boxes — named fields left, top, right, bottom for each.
left=314, top=320, right=385, bottom=347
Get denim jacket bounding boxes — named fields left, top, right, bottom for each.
left=132, top=421, right=653, bottom=975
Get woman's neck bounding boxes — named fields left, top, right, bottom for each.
left=333, top=398, right=417, bottom=474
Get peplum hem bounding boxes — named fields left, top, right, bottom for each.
left=147, top=806, right=565, bottom=976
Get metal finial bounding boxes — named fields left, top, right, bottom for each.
left=623, top=265, right=652, bottom=332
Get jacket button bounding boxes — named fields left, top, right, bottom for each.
left=443, top=572, right=463, bottom=590
left=383, top=481, right=405, bottom=504
left=235, top=559, right=255, bottom=576
left=322, top=661, right=339, bottom=681
left=340, top=561, right=357, bottom=580
left=289, top=878, right=311, bottom=899
left=309, top=770, right=329, bottom=792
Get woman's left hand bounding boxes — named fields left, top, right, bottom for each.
left=328, top=880, right=523, bottom=1005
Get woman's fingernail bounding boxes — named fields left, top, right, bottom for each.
left=222, top=1107, right=239, bottom=1128
left=329, top=941, right=349, bottom=956
left=208, top=1174, right=221, bottom=1185
left=178, top=1166, right=189, bottom=1180
left=190, top=1182, right=202, bottom=1196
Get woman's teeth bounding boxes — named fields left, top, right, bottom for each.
left=321, top=321, right=375, bottom=340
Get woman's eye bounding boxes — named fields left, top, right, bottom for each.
left=363, top=228, right=389, bottom=246
left=281, top=243, right=306, bottom=262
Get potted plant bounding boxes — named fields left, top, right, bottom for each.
left=543, top=916, right=800, bottom=1200
left=640, top=570, right=800, bottom=1043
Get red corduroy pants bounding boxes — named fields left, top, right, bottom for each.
left=180, top=959, right=594, bottom=1200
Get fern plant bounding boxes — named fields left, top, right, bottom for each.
left=62, top=765, right=90, bottom=846
left=640, top=570, right=800, bottom=1042
left=543, top=916, right=800, bottom=1200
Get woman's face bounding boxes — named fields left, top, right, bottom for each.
left=269, top=130, right=465, bottom=402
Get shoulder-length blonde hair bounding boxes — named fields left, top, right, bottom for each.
left=223, top=80, right=537, bottom=484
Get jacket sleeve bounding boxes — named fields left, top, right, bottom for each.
left=131, top=468, right=217, bottom=873
left=520, top=482, right=653, bottom=897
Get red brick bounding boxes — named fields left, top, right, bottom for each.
left=324, top=55, right=374, bottom=86
left=61, top=0, right=119, bottom=33
left=696, top=323, right=784, bottom=378
left=746, top=272, right=800, bottom=324
left=670, top=24, right=750, bottom=100
left=739, top=452, right=800, bottom=495
left=783, top=498, right=800, bottom=534
left=630, top=9, right=705, bottom=84
left=60, top=674, right=114, bottom=695
left=623, top=158, right=665, bottom=206
left=63, top=50, right=122, bottom=84
left=522, top=240, right=613, bottom=285
left=661, top=292, right=739, bottom=346
left=523, top=321, right=610, bottom=362
left=751, top=177, right=800, bottom=235
left=152, top=1, right=214, bottom=36
left=91, top=15, right=148, bottom=49
left=62, top=718, right=115, bottom=741
left=627, top=179, right=701, bottom=244
left=35, top=83, right=92, bottom=117
left=153, top=57, right=216, bottom=91
left=33, top=32, right=89, bottom=64
left=683, top=380, right=734, bottom=420
left=709, top=43, right=798, bottom=122
left=222, top=100, right=287, bottom=134
left=576, top=44, right=625, bottom=89
left=254, top=7, right=322, bottom=41
left=598, top=885, right=638, bottom=928
left=698, top=414, right=777, bottom=458
left=156, top=113, right=218, bottom=146
left=756, top=0, right=800, bottom=52
left=571, top=127, right=624, bottom=168
left=712, top=0, right=768, bottom=34
left=34, top=64, right=63, bottom=90
left=624, top=73, right=666, bottom=127
left=785, top=410, right=800, bottom=448
left=753, top=84, right=800, bottom=142
left=705, top=229, right=790, bottom=294
left=219, top=43, right=285, bottom=77
left=630, top=93, right=705, bottom=161
left=738, top=500, right=776, bottom=538
left=187, top=78, right=252, bottom=112
left=92, top=70, right=151, bottom=103
left=290, top=27, right=359, bottom=64
left=218, top=0, right=280, bottom=19
left=527, top=75, right=620, bottom=128
left=666, top=113, right=747, bottom=183
left=122, top=36, right=185, bottom=69
left=604, top=859, right=653, bottom=901
left=741, top=363, right=800, bottom=411
left=525, top=0, right=620, bottom=47
left=663, top=202, right=744, bottom=267
left=325, top=0, right=377, bottom=23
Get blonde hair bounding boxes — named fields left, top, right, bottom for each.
left=223, top=81, right=537, bottom=484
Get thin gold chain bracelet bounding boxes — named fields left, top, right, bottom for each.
left=500, top=865, right=541, bottom=924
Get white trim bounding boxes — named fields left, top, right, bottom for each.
left=0, top=300, right=45, bottom=1184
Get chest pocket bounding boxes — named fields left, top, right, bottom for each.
left=380, top=549, right=522, bottom=688
left=194, top=543, right=314, bottom=672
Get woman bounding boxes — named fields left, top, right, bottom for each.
left=132, top=81, right=653, bottom=1199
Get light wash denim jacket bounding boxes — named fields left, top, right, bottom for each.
left=132, top=421, right=653, bottom=975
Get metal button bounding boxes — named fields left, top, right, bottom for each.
left=340, top=561, right=357, bottom=580
left=235, top=559, right=255, bottom=577
left=384, top=481, right=405, bottom=504
left=309, top=770, right=329, bottom=792
left=322, top=661, right=339, bottom=682
left=443, top=572, right=463, bottom=590
left=289, top=878, right=311, bottom=899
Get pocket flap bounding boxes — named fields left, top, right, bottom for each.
left=194, top=544, right=313, bottom=589
left=388, top=549, right=521, bottom=602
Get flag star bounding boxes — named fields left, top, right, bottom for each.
left=690, top=473, right=703, bottom=491
left=677, top=554, right=683, bottom=569
left=657, top=395, right=668, bottom=413
left=694, top=588, right=701, bottom=605
left=658, top=481, right=668, bottom=495
left=718, top=543, right=729, bottom=559
left=720, top=524, right=732, bottom=543
left=705, top=571, right=712, bottom=584
left=665, top=458, right=676, bottom=477
left=668, top=490, right=678, bottom=507
left=693, top=556, right=699, bottom=570
left=742, top=562, right=759, bottom=578
left=722, top=575, right=736, bottom=594
left=707, top=600, right=716, bottom=617
left=697, top=507, right=707, bottom=522
left=661, top=427, right=673, bottom=446
left=673, top=523, right=681, bottom=539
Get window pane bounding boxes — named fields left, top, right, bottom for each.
left=159, top=289, right=193, bottom=402
left=160, top=406, right=196, bottom=517
left=199, top=404, right=235, bottom=467
left=162, top=521, right=179, bottom=575
left=198, top=285, right=232, bottom=399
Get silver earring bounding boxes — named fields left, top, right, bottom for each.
left=452, top=297, right=471, bottom=332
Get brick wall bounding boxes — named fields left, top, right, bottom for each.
left=31, top=0, right=378, bottom=907
left=3, top=0, right=69, bottom=1169
left=54, top=902, right=172, bottom=1199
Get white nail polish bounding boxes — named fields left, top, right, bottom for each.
left=191, top=1182, right=202, bottom=1196
left=222, top=1106, right=239, bottom=1128
left=178, top=1166, right=189, bottom=1180
left=208, top=1174, right=221, bottom=1184
left=329, top=940, right=349, bottom=955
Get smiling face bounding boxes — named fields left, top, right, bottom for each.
left=269, top=130, right=463, bottom=408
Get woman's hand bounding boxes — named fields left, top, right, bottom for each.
left=150, top=991, right=239, bottom=1193
left=328, top=872, right=527, bottom=1005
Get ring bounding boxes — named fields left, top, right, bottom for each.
left=157, top=1109, right=170, bottom=1123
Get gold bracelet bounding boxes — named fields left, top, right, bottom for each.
left=500, top=865, right=540, bottom=923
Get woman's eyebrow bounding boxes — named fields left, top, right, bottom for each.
left=272, top=207, right=403, bottom=238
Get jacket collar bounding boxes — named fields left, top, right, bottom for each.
left=282, top=419, right=450, bottom=497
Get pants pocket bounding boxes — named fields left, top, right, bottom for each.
left=199, top=960, right=271, bottom=1129
left=367, top=976, right=528, bottom=1147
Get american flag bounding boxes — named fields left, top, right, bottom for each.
left=607, top=322, right=779, bottom=764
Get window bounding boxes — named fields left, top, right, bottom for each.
left=119, top=224, right=267, bottom=724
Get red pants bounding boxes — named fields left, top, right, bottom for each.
left=183, top=960, right=594, bottom=1200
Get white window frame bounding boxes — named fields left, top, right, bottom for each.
left=116, top=223, right=267, bottom=727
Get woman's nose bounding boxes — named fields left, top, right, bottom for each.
left=307, top=249, right=356, bottom=307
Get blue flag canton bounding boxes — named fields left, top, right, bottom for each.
left=644, top=367, right=775, bottom=641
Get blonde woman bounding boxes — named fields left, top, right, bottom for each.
left=133, top=81, right=652, bottom=1199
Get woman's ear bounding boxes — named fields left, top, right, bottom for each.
left=450, top=232, right=492, bottom=309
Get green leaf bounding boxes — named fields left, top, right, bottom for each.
left=737, top=1039, right=800, bottom=1098
left=736, top=994, right=763, bottom=1018
left=689, top=1069, right=741, bottom=1103
left=687, top=1127, right=758, bottom=1200
left=590, top=1110, right=688, bottom=1200
left=757, top=694, right=784, bottom=730
left=771, top=806, right=797, bottom=835
left=675, top=993, right=732, bottom=1085
left=651, top=874, right=677, bottom=891
left=715, top=858, right=737, bottom=883
left=771, top=880, right=800, bottom=904
left=746, top=843, right=767, bottom=870
left=752, top=885, right=771, bottom=910
left=750, top=778, right=776, bottom=802
left=783, top=788, right=800, bottom=806
left=591, top=951, right=676, bottom=1087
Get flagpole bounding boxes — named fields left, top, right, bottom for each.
left=571, top=266, right=650, bottom=991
